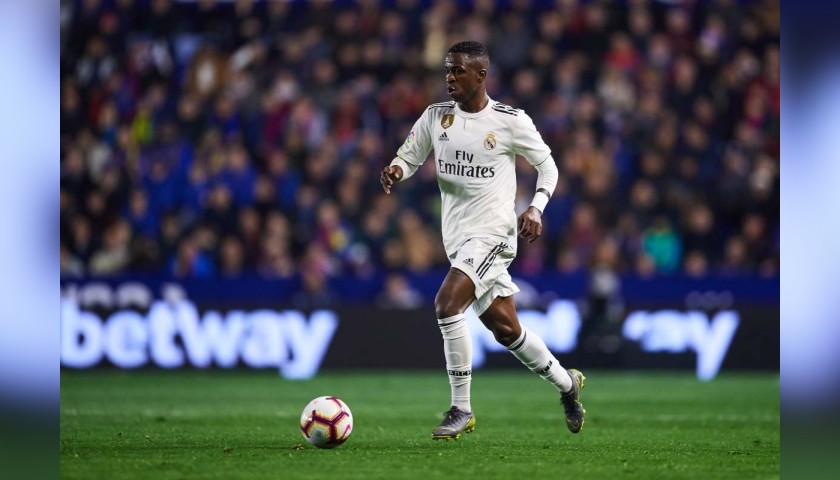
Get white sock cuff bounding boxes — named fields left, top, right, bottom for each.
left=437, top=314, right=466, bottom=334
left=438, top=313, right=465, bottom=324
left=507, top=328, right=528, bottom=351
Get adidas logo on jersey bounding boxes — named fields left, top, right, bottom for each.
left=463, top=257, right=474, bottom=267
left=439, top=132, right=449, bottom=141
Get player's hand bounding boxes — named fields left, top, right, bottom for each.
left=380, top=165, right=403, bottom=194
left=517, top=207, right=543, bottom=243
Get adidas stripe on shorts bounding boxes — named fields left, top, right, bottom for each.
left=450, top=237, right=520, bottom=315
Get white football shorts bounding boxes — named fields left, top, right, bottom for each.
left=449, top=237, right=520, bottom=316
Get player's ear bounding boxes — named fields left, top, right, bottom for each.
left=477, top=68, right=487, bottom=83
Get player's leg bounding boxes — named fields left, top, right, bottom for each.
left=479, top=295, right=586, bottom=433
left=431, top=268, right=477, bottom=439
left=478, top=295, right=571, bottom=389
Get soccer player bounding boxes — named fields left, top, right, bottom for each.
left=380, top=41, right=586, bottom=440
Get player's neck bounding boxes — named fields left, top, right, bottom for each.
left=458, top=93, right=489, bottom=113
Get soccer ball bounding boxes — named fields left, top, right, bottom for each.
left=299, top=396, right=353, bottom=448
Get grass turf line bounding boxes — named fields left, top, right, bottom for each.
left=60, top=370, right=779, bottom=480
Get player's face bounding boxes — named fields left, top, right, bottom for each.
left=444, top=53, right=485, bottom=103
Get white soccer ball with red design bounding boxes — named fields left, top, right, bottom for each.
left=299, top=396, right=353, bottom=448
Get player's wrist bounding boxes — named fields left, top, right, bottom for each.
left=389, top=158, right=410, bottom=182
left=529, top=191, right=550, bottom=214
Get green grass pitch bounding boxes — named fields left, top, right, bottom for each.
left=60, top=370, right=779, bottom=479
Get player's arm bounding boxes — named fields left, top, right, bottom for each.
left=380, top=109, right=433, bottom=194
left=517, top=157, right=558, bottom=242
left=528, top=157, right=559, bottom=213
left=512, top=111, right=559, bottom=242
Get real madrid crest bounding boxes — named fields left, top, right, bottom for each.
left=441, top=114, right=454, bottom=129
left=484, top=132, right=497, bottom=150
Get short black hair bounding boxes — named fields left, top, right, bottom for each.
left=447, top=41, right=489, bottom=62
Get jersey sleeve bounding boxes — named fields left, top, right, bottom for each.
left=395, top=107, right=433, bottom=167
left=511, top=110, right=552, bottom=166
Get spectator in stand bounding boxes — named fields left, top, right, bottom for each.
left=684, top=250, right=710, bottom=279
left=376, top=273, right=424, bottom=310
left=89, top=220, right=132, bottom=275
left=219, top=235, right=247, bottom=278
left=642, top=216, right=682, bottom=275
left=170, top=234, right=215, bottom=278
left=719, top=235, right=752, bottom=277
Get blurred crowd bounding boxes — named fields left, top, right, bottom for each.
left=60, top=0, right=779, bottom=283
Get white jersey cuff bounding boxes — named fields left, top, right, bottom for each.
left=530, top=191, right=550, bottom=214
left=390, top=157, right=419, bottom=181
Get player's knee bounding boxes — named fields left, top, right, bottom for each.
left=491, top=323, right=519, bottom=347
left=434, top=294, right=462, bottom=319
left=434, top=302, right=460, bottom=319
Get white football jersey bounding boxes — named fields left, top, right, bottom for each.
left=395, top=97, right=552, bottom=257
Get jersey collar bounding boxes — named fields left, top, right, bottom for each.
left=454, top=95, right=494, bottom=119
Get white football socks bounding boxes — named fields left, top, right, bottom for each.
left=438, top=314, right=472, bottom=413
left=508, top=327, right=573, bottom=393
